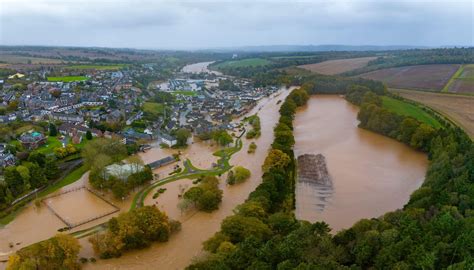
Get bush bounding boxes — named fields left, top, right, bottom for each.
left=227, top=166, right=251, bottom=185
left=89, top=206, right=177, bottom=258
left=247, top=142, right=257, bottom=154
left=181, top=176, right=223, bottom=212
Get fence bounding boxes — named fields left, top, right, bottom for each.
left=42, top=186, right=120, bottom=229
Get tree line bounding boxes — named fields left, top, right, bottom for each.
left=187, top=75, right=473, bottom=269
left=0, top=151, right=59, bottom=219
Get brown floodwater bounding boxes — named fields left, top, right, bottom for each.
left=294, top=95, right=428, bottom=232
left=77, top=87, right=292, bottom=270
left=180, top=61, right=222, bottom=76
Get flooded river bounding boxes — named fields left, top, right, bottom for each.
left=294, top=96, right=428, bottom=232
left=180, top=61, right=222, bottom=75
left=0, top=86, right=290, bottom=269
left=0, top=91, right=428, bottom=269
left=78, top=88, right=291, bottom=269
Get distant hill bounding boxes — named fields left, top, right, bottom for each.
left=210, top=44, right=431, bottom=52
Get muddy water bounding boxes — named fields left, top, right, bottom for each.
left=181, top=61, right=222, bottom=76
left=79, top=88, right=291, bottom=270
left=294, top=96, right=428, bottom=232
left=0, top=87, right=289, bottom=269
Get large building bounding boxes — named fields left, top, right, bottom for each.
left=19, top=131, right=46, bottom=150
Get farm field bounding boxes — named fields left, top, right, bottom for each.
left=444, top=64, right=474, bottom=94
left=0, top=54, right=63, bottom=64
left=213, top=58, right=271, bottom=68
left=298, top=56, right=377, bottom=75
left=381, top=96, right=442, bottom=128
left=391, top=89, right=474, bottom=138
left=65, top=64, right=127, bottom=70
left=359, top=64, right=460, bottom=91
left=47, top=76, right=88, bottom=82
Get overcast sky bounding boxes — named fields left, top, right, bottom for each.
left=0, top=0, right=472, bottom=49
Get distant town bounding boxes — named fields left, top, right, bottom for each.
left=0, top=60, right=279, bottom=167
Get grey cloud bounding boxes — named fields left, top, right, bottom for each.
left=0, top=0, right=472, bottom=49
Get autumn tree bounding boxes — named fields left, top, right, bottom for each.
left=7, top=234, right=80, bottom=270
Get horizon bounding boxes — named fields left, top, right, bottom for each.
left=0, top=44, right=471, bottom=52
left=1, top=0, right=472, bottom=50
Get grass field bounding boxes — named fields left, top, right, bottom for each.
left=444, top=64, right=474, bottom=94
left=391, top=89, right=474, bottom=138
left=381, top=96, right=442, bottom=128
left=143, top=102, right=166, bottom=115
left=359, top=64, right=460, bottom=91
left=37, top=166, right=87, bottom=198
left=214, top=58, right=271, bottom=69
left=172, top=90, right=198, bottom=96
left=47, top=76, right=88, bottom=82
left=66, top=64, right=127, bottom=70
left=298, top=57, right=377, bottom=75
left=36, top=136, right=63, bottom=154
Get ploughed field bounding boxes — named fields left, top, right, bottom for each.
left=391, top=89, right=474, bottom=138
left=444, top=64, right=474, bottom=94
left=298, top=57, right=377, bottom=75
left=358, top=64, right=460, bottom=91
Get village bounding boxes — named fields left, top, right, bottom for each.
left=0, top=63, right=279, bottom=167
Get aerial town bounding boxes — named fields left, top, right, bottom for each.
left=0, top=1, right=472, bottom=266
left=0, top=63, right=278, bottom=168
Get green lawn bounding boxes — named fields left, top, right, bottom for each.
left=37, top=166, right=87, bottom=197
left=172, top=90, right=198, bottom=96
left=214, top=58, right=271, bottom=69
left=47, top=76, right=88, bottom=82
left=37, top=136, right=63, bottom=154
left=382, top=96, right=442, bottom=128
left=143, top=102, right=166, bottom=115
left=66, top=64, right=127, bottom=70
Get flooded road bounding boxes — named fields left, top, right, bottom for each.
left=180, top=61, right=222, bottom=75
left=294, top=96, right=428, bottom=232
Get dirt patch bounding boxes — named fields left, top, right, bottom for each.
left=391, top=89, right=474, bottom=138
left=298, top=57, right=377, bottom=75
left=359, top=64, right=460, bottom=91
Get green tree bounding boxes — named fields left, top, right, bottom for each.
left=410, top=124, right=435, bottom=151
left=89, top=206, right=174, bottom=258
left=49, top=122, right=58, bottom=137
left=7, top=234, right=81, bottom=270
left=175, top=128, right=191, bottom=147
left=262, top=149, right=291, bottom=173
left=86, top=130, right=93, bottom=140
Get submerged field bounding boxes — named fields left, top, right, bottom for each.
left=47, top=76, right=88, bottom=82
left=391, top=89, right=474, bottom=137
left=381, top=96, right=442, bottom=128
left=298, top=57, right=377, bottom=75
left=359, top=64, right=460, bottom=91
